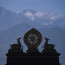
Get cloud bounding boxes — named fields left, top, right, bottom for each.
left=24, top=11, right=56, bottom=21
left=16, top=11, right=21, bottom=14
left=35, top=11, right=48, bottom=18
left=24, top=10, right=65, bottom=27
left=24, top=11, right=34, bottom=21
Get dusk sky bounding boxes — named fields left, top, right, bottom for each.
left=0, top=0, right=65, bottom=15
left=0, top=0, right=65, bottom=65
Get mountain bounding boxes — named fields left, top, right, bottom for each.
left=0, top=7, right=32, bottom=30
left=0, top=7, right=65, bottom=31
left=0, top=7, right=65, bottom=65
left=39, top=27, right=65, bottom=65
left=0, top=23, right=65, bottom=65
left=0, top=23, right=32, bottom=65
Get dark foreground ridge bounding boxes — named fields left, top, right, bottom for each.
left=5, top=28, right=60, bottom=65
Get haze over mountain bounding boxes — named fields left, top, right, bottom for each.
left=0, top=7, right=65, bottom=65
left=0, top=7, right=65, bottom=30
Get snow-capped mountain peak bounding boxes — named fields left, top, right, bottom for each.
left=0, top=7, right=65, bottom=30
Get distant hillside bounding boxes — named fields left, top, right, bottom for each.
left=0, top=23, right=65, bottom=65
left=39, top=27, right=65, bottom=65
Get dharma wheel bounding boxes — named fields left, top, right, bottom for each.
left=24, top=28, right=42, bottom=49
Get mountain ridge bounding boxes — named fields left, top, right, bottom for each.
left=0, top=7, right=65, bottom=30
left=0, top=7, right=65, bottom=65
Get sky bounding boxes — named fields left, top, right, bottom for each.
left=0, top=0, right=65, bottom=15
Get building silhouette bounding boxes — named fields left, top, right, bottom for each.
left=5, top=28, right=60, bottom=65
